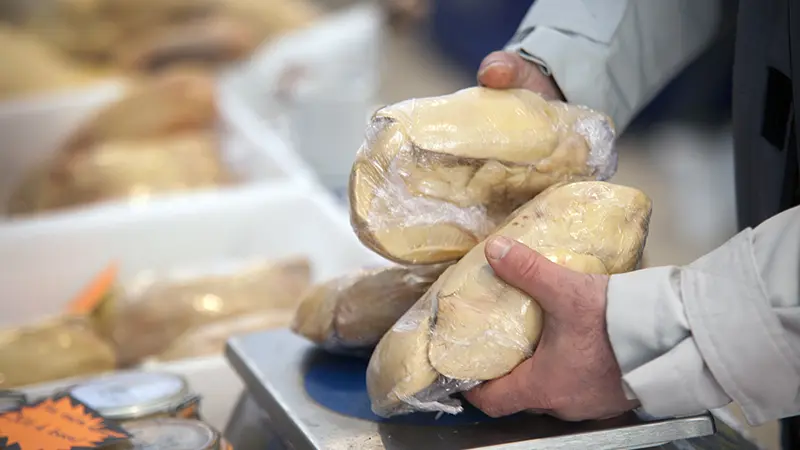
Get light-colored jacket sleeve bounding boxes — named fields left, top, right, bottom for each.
left=606, top=206, right=800, bottom=426
left=505, top=0, right=722, bottom=133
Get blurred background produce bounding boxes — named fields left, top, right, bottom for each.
left=113, top=256, right=311, bottom=366
left=0, top=0, right=322, bottom=100
left=0, top=255, right=313, bottom=390
left=6, top=70, right=231, bottom=216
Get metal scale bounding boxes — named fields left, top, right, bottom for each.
left=223, top=330, right=759, bottom=450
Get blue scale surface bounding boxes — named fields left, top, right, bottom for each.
left=303, top=351, right=507, bottom=426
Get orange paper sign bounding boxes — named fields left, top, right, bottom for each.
left=0, top=395, right=129, bottom=450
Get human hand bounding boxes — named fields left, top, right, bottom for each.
left=463, top=236, right=639, bottom=421
left=477, top=51, right=564, bottom=101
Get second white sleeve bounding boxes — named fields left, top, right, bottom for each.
left=606, top=207, right=800, bottom=426
left=505, top=0, right=722, bottom=133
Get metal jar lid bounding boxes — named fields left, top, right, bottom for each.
left=68, top=371, right=192, bottom=420
left=0, top=390, right=26, bottom=412
left=125, top=418, right=220, bottom=450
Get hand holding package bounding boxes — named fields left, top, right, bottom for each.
left=366, top=181, right=652, bottom=417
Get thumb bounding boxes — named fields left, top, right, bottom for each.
left=477, top=51, right=538, bottom=90
left=484, top=236, right=587, bottom=314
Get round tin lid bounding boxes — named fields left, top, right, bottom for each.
left=125, top=418, right=218, bottom=450
left=68, top=372, right=190, bottom=420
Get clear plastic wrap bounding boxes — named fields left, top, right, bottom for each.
left=0, top=316, right=116, bottom=389
left=5, top=71, right=231, bottom=216
left=112, top=256, right=312, bottom=367
left=349, top=87, right=618, bottom=266
left=366, top=181, right=652, bottom=417
left=291, top=263, right=449, bottom=356
left=152, top=310, right=295, bottom=362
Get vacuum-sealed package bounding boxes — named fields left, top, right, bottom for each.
left=291, top=264, right=450, bottom=355
left=366, top=181, right=652, bottom=417
left=153, top=310, right=295, bottom=362
left=113, top=257, right=312, bottom=367
left=349, top=87, right=618, bottom=266
left=0, top=316, right=115, bottom=389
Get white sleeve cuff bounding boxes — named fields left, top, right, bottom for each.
left=606, top=267, right=692, bottom=374
left=683, top=229, right=799, bottom=425
left=609, top=227, right=800, bottom=426
left=504, top=0, right=722, bottom=134
left=605, top=266, right=731, bottom=418
left=623, top=338, right=730, bottom=418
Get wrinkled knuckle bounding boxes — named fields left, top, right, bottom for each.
left=515, top=253, right=543, bottom=282
left=565, top=274, right=606, bottom=314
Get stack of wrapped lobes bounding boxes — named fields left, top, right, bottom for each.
left=291, top=87, right=653, bottom=417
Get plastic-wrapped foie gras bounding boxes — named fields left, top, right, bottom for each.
left=291, top=264, right=449, bottom=355
left=349, top=87, right=617, bottom=265
left=366, top=181, right=652, bottom=417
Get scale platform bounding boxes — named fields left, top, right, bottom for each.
left=225, top=330, right=748, bottom=450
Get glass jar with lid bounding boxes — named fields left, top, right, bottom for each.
left=111, top=418, right=231, bottom=450
left=65, top=371, right=200, bottom=423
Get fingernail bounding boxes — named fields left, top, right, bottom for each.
left=478, top=60, right=503, bottom=77
left=486, top=236, right=512, bottom=260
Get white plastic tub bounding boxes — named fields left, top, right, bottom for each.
left=0, top=80, right=127, bottom=213
left=219, top=3, right=383, bottom=195
left=0, top=181, right=385, bottom=327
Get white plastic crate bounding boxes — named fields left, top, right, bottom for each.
left=219, top=3, right=383, bottom=195
left=0, top=181, right=386, bottom=327
left=0, top=80, right=126, bottom=213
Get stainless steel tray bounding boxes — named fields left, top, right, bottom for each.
left=225, top=330, right=718, bottom=450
